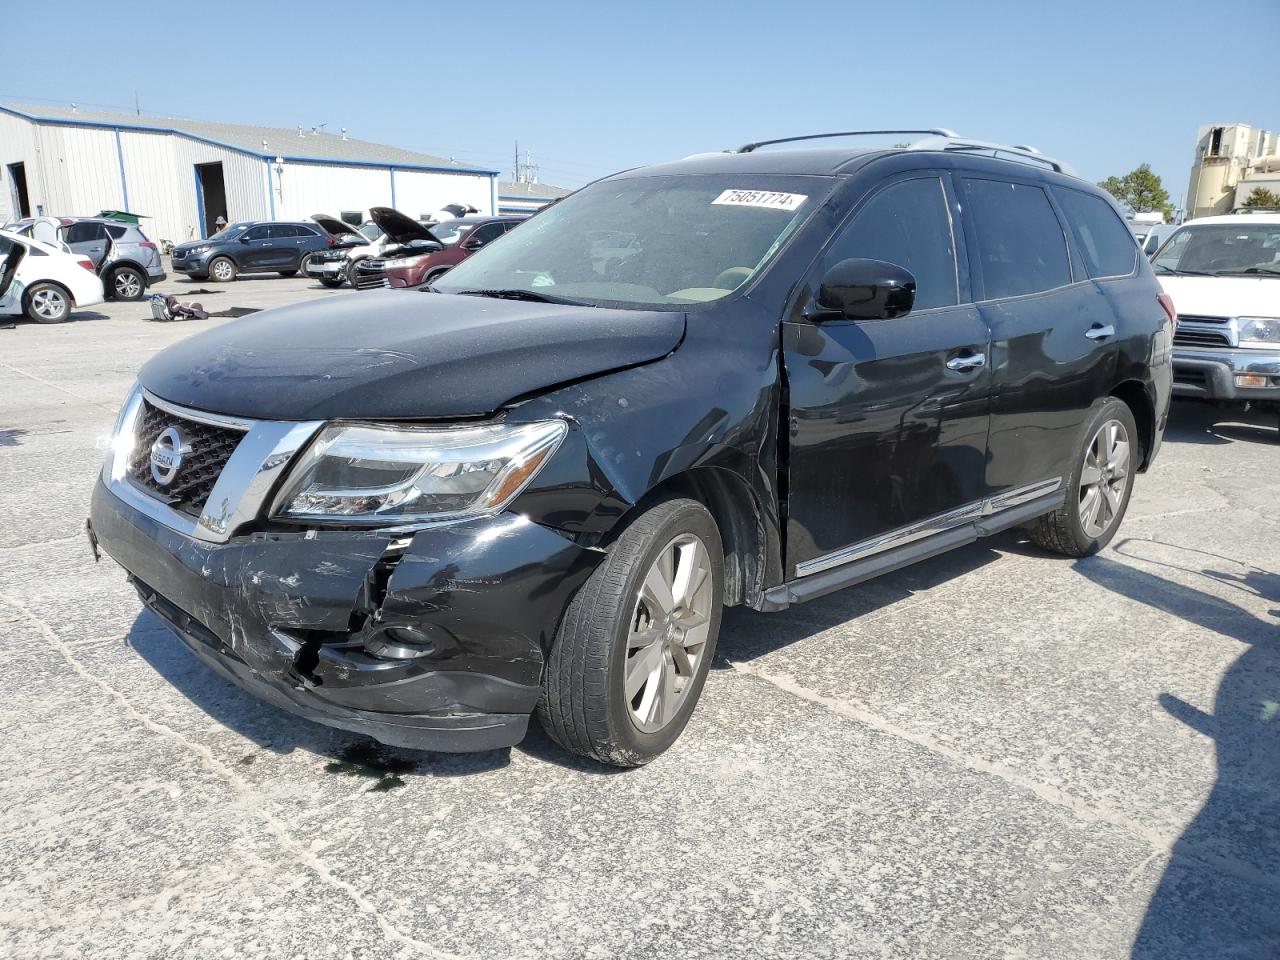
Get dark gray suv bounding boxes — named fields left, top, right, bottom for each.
left=170, top=221, right=340, bottom=282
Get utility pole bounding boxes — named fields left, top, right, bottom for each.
left=514, top=141, right=520, bottom=182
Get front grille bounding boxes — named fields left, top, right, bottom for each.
left=1173, top=367, right=1208, bottom=387
left=128, top=399, right=247, bottom=517
left=1174, top=329, right=1232, bottom=348
left=1177, top=314, right=1229, bottom=325
left=354, top=260, right=390, bottom=290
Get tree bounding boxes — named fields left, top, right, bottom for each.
left=1098, top=164, right=1173, bottom=220
left=1241, top=187, right=1280, bottom=209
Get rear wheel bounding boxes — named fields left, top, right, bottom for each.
left=319, top=276, right=344, bottom=288
left=209, top=257, right=236, bottom=282
left=23, top=283, right=71, bottom=323
left=298, top=253, right=316, bottom=275
left=537, top=497, right=723, bottom=767
left=1029, top=398, right=1138, bottom=557
left=109, top=265, right=145, bottom=301
left=278, top=270, right=298, bottom=278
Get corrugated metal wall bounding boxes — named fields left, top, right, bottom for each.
left=1, top=112, right=496, bottom=247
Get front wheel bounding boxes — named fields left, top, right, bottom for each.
left=1029, top=398, right=1138, bottom=557
left=209, top=257, right=236, bottom=282
left=319, top=276, right=344, bottom=288
left=537, top=497, right=724, bottom=767
left=109, top=265, right=145, bottom=301
left=24, top=283, right=71, bottom=323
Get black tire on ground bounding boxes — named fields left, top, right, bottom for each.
left=1029, top=397, right=1139, bottom=557
left=298, top=253, right=315, bottom=275
left=537, top=497, right=724, bottom=767
left=278, top=270, right=298, bottom=277
left=319, top=276, right=344, bottom=288
left=209, top=257, right=237, bottom=282
left=108, top=265, right=146, bottom=301
left=423, top=267, right=451, bottom=286
left=344, top=258, right=366, bottom=285
left=22, top=282, right=71, bottom=323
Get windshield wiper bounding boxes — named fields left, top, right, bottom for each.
left=454, top=288, right=588, bottom=305
left=1218, top=266, right=1280, bottom=277
left=1153, top=265, right=1214, bottom=276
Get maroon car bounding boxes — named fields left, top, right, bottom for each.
left=352, top=209, right=524, bottom=290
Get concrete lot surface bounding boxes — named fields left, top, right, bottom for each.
left=1, top=277, right=1277, bottom=959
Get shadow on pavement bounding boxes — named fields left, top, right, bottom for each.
left=1072, top=553, right=1279, bottom=958
left=1165, top=399, right=1279, bottom=447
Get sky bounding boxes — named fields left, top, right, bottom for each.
left=3, top=0, right=1278, bottom=209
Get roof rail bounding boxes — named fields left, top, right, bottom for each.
left=735, top=129, right=959, bottom=153
left=907, top=136, right=1077, bottom=176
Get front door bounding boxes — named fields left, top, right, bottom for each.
left=237, top=224, right=273, bottom=269
left=957, top=177, right=1119, bottom=497
left=783, top=174, right=992, bottom=576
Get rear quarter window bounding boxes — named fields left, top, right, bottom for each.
left=961, top=178, right=1072, bottom=299
left=1056, top=188, right=1138, bottom=279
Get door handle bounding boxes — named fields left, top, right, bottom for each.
left=946, top=353, right=986, bottom=372
left=1085, top=324, right=1115, bottom=340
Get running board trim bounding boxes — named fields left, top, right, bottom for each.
left=793, top=477, right=1063, bottom=579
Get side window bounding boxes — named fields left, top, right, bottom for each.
left=65, top=221, right=106, bottom=244
left=242, top=225, right=269, bottom=241
left=105, top=224, right=127, bottom=240
left=468, top=223, right=506, bottom=246
left=1056, top=188, right=1138, bottom=278
left=295, top=225, right=321, bottom=238
left=268, top=225, right=298, bottom=239
left=961, top=179, right=1072, bottom=299
left=823, top=177, right=958, bottom=310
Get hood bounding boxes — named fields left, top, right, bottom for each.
left=368, top=206, right=439, bottom=245
left=310, top=213, right=364, bottom=238
left=1157, top=274, right=1280, bottom=319
left=138, top=292, right=686, bottom=420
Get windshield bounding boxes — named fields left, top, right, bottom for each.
left=359, top=222, right=384, bottom=242
left=428, top=219, right=471, bottom=246
left=209, top=221, right=252, bottom=241
left=1153, top=222, right=1280, bottom=276
left=435, top=174, right=827, bottom=308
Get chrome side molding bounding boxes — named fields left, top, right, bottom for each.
left=795, top=477, right=1063, bottom=579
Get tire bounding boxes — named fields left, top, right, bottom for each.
left=278, top=270, right=298, bottom=278
left=298, top=252, right=316, bottom=275
left=537, top=497, right=724, bottom=767
left=23, top=282, right=71, bottom=323
left=209, top=257, right=236, bottom=282
left=108, top=265, right=146, bottom=301
left=344, top=258, right=366, bottom=286
left=1029, top=397, right=1138, bottom=557
left=319, top=276, right=344, bottom=288
left=422, top=267, right=451, bottom=287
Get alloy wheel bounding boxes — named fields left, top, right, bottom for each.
left=32, top=288, right=67, bottom=321
left=625, top=533, right=715, bottom=733
left=1078, top=418, right=1130, bottom=539
left=114, top=270, right=142, bottom=298
left=212, top=260, right=234, bottom=281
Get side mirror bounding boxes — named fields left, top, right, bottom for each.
left=238, top=236, right=252, bottom=243
left=815, top=258, right=916, bottom=321
left=462, top=235, right=488, bottom=250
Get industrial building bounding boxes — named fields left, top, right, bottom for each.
left=1186, top=122, right=1280, bottom=218
left=0, top=102, right=570, bottom=247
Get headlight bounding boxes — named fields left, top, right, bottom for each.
left=270, top=419, right=567, bottom=525
left=189, top=244, right=211, bottom=255
left=1237, top=316, right=1280, bottom=349
left=381, top=254, right=430, bottom=270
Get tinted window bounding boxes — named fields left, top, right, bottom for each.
left=65, top=221, right=106, bottom=243
left=295, top=224, right=320, bottom=237
left=242, top=226, right=269, bottom=241
left=105, top=224, right=128, bottom=239
left=467, top=223, right=506, bottom=246
left=824, top=177, right=958, bottom=310
left=268, top=225, right=298, bottom=239
left=1057, top=188, right=1138, bottom=278
left=962, top=179, right=1071, bottom=298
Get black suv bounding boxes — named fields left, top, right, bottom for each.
left=170, top=220, right=341, bottom=281
left=89, top=131, right=1173, bottom=767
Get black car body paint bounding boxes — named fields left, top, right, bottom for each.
left=89, top=143, right=1172, bottom=753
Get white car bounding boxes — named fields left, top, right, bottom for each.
left=0, top=227, right=106, bottom=322
left=1154, top=213, right=1280, bottom=432
left=304, top=214, right=391, bottom=288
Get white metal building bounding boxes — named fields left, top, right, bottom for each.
left=496, top=179, right=572, bottom=215
left=0, top=102, right=501, bottom=246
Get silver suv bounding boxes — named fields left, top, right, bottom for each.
left=3, top=216, right=166, bottom=300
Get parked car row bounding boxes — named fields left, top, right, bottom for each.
left=3, top=215, right=166, bottom=300
left=0, top=227, right=105, bottom=322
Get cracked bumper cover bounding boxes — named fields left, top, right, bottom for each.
left=89, top=479, right=602, bottom=752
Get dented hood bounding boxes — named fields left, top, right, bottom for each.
left=138, top=291, right=685, bottom=420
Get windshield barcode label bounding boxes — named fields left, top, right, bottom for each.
left=712, top=189, right=807, bottom=211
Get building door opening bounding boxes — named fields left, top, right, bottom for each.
left=194, top=162, right=227, bottom=238
left=7, top=162, right=31, bottom=219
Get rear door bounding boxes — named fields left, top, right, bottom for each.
left=783, top=173, right=992, bottom=575
left=958, top=176, right=1119, bottom=500
left=65, top=221, right=109, bottom=267
left=0, top=237, right=27, bottom=313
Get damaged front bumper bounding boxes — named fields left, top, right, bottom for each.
left=89, top=479, right=601, bottom=752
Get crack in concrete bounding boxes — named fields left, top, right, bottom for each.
left=727, top=657, right=1280, bottom=899
left=1, top=594, right=465, bottom=960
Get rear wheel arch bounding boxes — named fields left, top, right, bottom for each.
left=1109, top=379, right=1155, bottom=472
left=615, top=467, right=779, bottom=610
